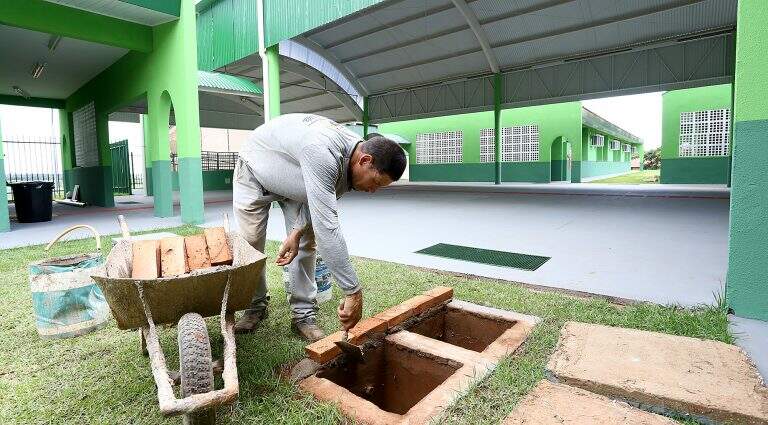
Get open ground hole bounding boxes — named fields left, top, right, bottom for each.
left=318, top=340, right=461, bottom=415
left=408, top=306, right=515, bottom=352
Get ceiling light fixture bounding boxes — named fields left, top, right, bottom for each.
left=31, top=62, right=46, bottom=79
left=12, top=86, right=31, bottom=99
left=48, top=35, right=62, bottom=52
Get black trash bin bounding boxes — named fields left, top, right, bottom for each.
left=8, top=181, right=54, bottom=223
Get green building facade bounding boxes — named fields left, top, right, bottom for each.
left=660, top=84, right=733, bottom=184
left=379, top=102, right=641, bottom=184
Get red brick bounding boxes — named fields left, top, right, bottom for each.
left=184, top=234, right=212, bottom=271
left=408, top=294, right=441, bottom=316
left=204, top=227, right=232, bottom=266
left=424, top=286, right=454, bottom=304
left=349, top=317, right=387, bottom=344
left=305, top=331, right=345, bottom=364
left=131, top=240, right=160, bottom=279
left=160, top=236, right=188, bottom=277
left=375, top=303, right=415, bottom=328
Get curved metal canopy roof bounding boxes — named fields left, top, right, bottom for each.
left=113, top=71, right=265, bottom=130
left=295, top=0, right=737, bottom=121
left=214, top=47, right=364, bottom=124
left=302, top=0, right=736, bottom=94
left=198, top=70, right=262, bottom=97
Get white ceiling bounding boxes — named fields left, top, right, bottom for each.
left=0, top=24, right=127, bottom=100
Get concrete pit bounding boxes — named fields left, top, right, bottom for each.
left=318, top=340, right=461, bottom=415
left=298, top=289, right=541, bottom=424
left=409, top=305, right=514, bottom=352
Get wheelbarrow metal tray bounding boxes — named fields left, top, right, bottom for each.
left=92, top=232, right=266, bottom=330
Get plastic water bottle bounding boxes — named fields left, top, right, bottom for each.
left=314, top=255, right=333, bottom=303
left=282, top=255, right=333, bottom=304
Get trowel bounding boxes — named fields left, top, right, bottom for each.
left=334, top=299, right=365, bottom=363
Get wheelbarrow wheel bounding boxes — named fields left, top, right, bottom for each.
left=178, top=313, right=216, bottom=425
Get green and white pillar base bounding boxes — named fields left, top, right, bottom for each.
left=151, top=160, right=173, bottom=218
left=177, top=156, right=204, bottom=224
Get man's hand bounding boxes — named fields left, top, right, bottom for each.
left=337, top=290, right=363, bottom=331
left=276, top=229, right=301, bottom=266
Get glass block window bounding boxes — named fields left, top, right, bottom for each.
left=502, top=125, right=539, bottom=162
left=415, top=131, right=463, bottom=164
left=679, top=109, right=731, bottom=157
left=73, top=101, right=98, bottom=167
left=479, top=126, right=540, bottom=162
left=479, top=128, right=495, bottom=163
left=609, top=140, right=621, bottom=151
left=590, top=134, right=604, bottom=147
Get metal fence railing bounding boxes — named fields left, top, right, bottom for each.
left=202, top=151, right=237, bottom=171
left=130, top=153, right=144, bottom=190
left=3, top=137, right=64, bottom=201
left=170, top=151, right=238, bottom=172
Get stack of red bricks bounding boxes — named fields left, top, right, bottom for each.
left=130, top=227, right=233, bottom=279
left=305, top=286, right=454, bottom=364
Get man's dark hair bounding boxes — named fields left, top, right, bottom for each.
left=360, top=134, right=407, bottom=181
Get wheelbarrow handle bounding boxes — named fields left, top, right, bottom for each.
left=117, top=214, right=131, bottom=239
left=45, top=224, right=102, bottom=252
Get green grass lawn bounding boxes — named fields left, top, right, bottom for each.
left=588, top=169, right=660, bottom=184
left=0, top=225, right=729, bottom=424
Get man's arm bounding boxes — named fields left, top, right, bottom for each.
left=299, top=144, right=361, bottom=296
left=276, top=204, right=310, bottom=266
left=292, top=204, right=311, bottom=234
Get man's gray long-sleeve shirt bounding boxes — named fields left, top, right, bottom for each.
left=238, top=113, right=362, bottom=294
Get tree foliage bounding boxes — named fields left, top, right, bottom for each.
left=644, top=147, right=661, bottom=170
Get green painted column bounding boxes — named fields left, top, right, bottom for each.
left=493, top=73, right=502, bottom=185
left=171, top=0, right=204, bottom=224
left=726, top=0, right=768, bottom=321
left=362, top=96, right=370, bottom=138
left=0, top=119, right=9, bottom=232
left=265, top=44, right=281, bottom=119
left=138, top=0, right=204, bottom=223
left=147, top=93, right=174, bottom=218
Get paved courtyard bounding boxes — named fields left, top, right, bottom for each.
left=4, top=183, right=730, bottom=308
left=278, top=185, right=730, bottom=308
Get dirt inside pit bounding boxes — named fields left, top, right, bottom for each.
left=318, top=340, right=461, bottom=415
left=407, top=307, right=515, bottom=352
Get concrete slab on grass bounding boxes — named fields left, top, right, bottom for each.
left=730, top=315, right=768, bottom=381
left=547, top=322, right=768, bottom=424
left=502, top=380, right=677, bottom=425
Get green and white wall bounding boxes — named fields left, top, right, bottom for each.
left=660, top=84, right=733, bottom=184
left=379, top=102, right=637, bottom=183
left=53, top=0, right=205, bottom=223
left=580, top=126, right=642, bottom=180
left=726, top=0, right=768, bottom=321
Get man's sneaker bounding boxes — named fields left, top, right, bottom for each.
left=291, top=317, right=325, bottom=342
left=234, top=309, right=268, bottom=334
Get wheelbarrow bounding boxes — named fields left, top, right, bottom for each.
left=91, top=216, right=266, bottom=424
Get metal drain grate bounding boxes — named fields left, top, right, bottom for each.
left=416, top=243, right=550, bottom=271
